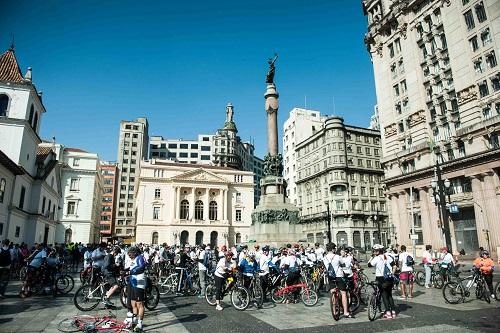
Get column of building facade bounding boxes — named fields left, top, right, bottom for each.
left=190, top=187, right=196, bottom=220
left=222, top=189, right=227, bottom=221
left=481, top=172, right=500, bottom=253
left=174, top=186, right=180, bottom=220
left=470, top=174, right=491, bottom=251
left=204, top=188, right=210, bottom=221
left=390, top=193, right=402, bottom=245
left=419, top=186, right=435, bottom=246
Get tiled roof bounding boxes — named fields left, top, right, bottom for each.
left=36, top=146, right=53, bottom=164
left=0, top=49, right=24, bottom=83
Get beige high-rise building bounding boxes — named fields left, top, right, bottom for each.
left=296, top=116, right=388, bottom=248
left=363, top=0, right=499, bottom=256
left=114, top=118, right=149, bottom=241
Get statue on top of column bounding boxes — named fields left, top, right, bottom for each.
left=225, top=103, right=234, bottom=122
left=266, top=53, right=278, bottom=84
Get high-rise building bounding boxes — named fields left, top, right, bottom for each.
left=114, top=118, right=149, bottom=241
left=149, top=134, right=214, bottom=164
left=99, top=162, right=117, bottom=242
left=0, top=46, right=62, bottom=246
left=296, top=116, right=388, bottom=247
left=363, top=0, right=500, bottom=255
left=283, top=108, right=327, bottom=206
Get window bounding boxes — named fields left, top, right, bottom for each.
left=41, top=197, right=46, bottom=214
left=15, top=226, right=20, bottom=238
left=194, top=200, right=204, bottom=220
left=201, top=146, right=211, bottom=151
left=19, top=186, right=26, bottom=210
left=492, top=77, right=500, bottom=92
left=391, top=64, right=397, bottom=79
left=201, top=155, right=210, bottom=160
left=464, top=10, right=475, bottom=30
left=475, top=2, right=487, bottom=23
left=180, top=200, right=189, bottom=219
left=73, top=158, right=80, bottom=166
left=190, top=152, right=198, bottom=158
left=398, top=59, right=405, bottom=74
left=393, top=84, right=400, bottom=97
left=474, top=58, right=484, bottom=74
left=486, top=52, right=497, bottom=68
left=180, top=144, right=188, bottom=149
left=388, top=43, right=394, bottom=58
left=361, top=187, right=367, bottom=196
left=394, top=38, right=401, bottom=54
left=154, top=188, right=161, bottom=199
left=209, top=201, right=217, bottom=220
left=0, top=178, right=5, bottom=203
left=479, top=80, right=489, bottom=97
left=67, top=201, right=76, bottom=215
left=168, top=144, right=177, bottom=149
left=70, top=178, right=79, bottom=191
left=235, top=209, right=242, bottom=222
left=167, top=152, right=176, bottom=158
left=469, top=36, right=479, bottom=52
left=483, top=106, right=492, bottom=119
left=179, top=152, right=188, bottom=158
left=480, top=28, right=491, bottom=45
left=236, top=192, right=242, bottom=202
left=369, top=187, right=375, bottom=196
left=153, top=207, right=160, bottom=220
left=357, top=146, right=362, bottom=154
left=0, top=94, right=8, bottom=117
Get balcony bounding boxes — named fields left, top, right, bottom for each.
left=456, top=114, right=500, bottom=137
left=299, top=212, right=328, bottom=224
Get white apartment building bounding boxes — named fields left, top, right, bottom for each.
left=135, top=160, right=254, bottom=247
left=363, top=0, right=500, bottom=256
left=149, top=134, right=214, bottom=164
left=59, top=148, right=103, bottom=244
left=115, top=118, right=149, bottom=240
left=0, top=47, right=62, bottom=246
left=283, top=108, right=327, bottom=206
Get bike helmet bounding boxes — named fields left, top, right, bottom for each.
left=247, top=251, right=256, bottom=258
left=262, top=246, right=270, bottom=252
left=372, top=244, right=384, bottom=250
left=480, top=250, right=490, bottom=257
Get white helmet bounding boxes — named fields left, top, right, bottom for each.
left=247, top=251, right=256, bottom=258
left=372, top=244, right=384, bottom=250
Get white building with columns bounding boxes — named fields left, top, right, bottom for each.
left=135, top=159, right=253, bottom=247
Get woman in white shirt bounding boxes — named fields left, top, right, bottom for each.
left=214, top=252, right=235, bottom=311
left=422, top=245, right=434, bottom=288
left=324, top=243, right=353, bottom=318
left=368, top=244, right=396, bottom=319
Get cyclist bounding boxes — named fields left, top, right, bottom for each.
left=340, top=246, right=354, bottom=293
left=398, top=245, right=414, bottom=299
left=439, top=247, right=455, bottom=281
left=473, top=250, right=495, bottom=299
left=102, top=246, right=121, bottom=307
left=422, top=245, right=435, bottom=288
left=259, top=246, right=272, bottom=301
left=124, top=246, right=146, bottom=332
left=197, top=245, right=210, bottom=299
left=176, top=246, right=192, bottom=295
left=214, top=251, right=236, bottom=311
left=21, top=243, right=47, bottom=297
left=238, top=250, right=259, bottom=290
left=368, top=244, right=396, bottom=319
left=281, top=248, right=301, bottom=303
left=325, top=243, right=352, bottom=318
left=314, top=243, right=325, bottom=262
left=0, top=239, right=11, bottom=298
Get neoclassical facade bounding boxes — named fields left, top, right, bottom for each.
left=363, top=0, right=500, bottom=256
left=135, top=160, right=253, bottom=247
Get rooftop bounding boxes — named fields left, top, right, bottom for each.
left=0, top=48, right=25, bottom=83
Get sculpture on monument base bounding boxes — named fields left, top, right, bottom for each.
left=263, top=153, right=283, bottom=177
left=252, top=209, right=300, bottom=225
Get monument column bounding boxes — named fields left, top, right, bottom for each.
left=265, top=84, right=279, bottom=156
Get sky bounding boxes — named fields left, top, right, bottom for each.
left=1, top=0, right=376, bottom=161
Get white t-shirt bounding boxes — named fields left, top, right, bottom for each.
left=83, top=250, right=92, bottom=269
left=280, top=255, right=301, bottom=270
left=422, top=250, right=433, bottom=265
left=341, top=255, right=354, bottom=277
left=399, top=252, right=413, bottom=272
left=215, top=257, right=234, bottom=278
left=369, top=254, right=394, bottom=278
left=315, top=248, right=325, bottom=261
left=323, top=252, right=344, bottom=278
left=441, top=253, right=454, bottom=267
left=258, top=253, right=270, bottom=276
left=198, top=250, right=207, bottom=271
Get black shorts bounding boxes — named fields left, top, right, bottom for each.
left=329, top=277, right=347, bottom=291
left=104, top=275, right=118, bottom=287
left=129, top=287, right=145, bottom=302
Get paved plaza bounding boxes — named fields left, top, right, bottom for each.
left=0, top=273, right=498, bottom=333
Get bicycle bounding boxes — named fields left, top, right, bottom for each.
left=58, top=312, right=131, bottom=332
left=205, top=273, right=251, bottom=311
left=329, top=278, right=360, bottom=321
left=120, top=276, right=160, bottom=311
left=366, top=282, right=383, bottom=321
left=245, top=272, right=264, bottom=308
left=271, top=280, right=318, bottom=306
left=73, top=275, right=110, bottom=311
left=415, top=263, right=445, bottom=288
left=442, top=267, right=491, bottom=304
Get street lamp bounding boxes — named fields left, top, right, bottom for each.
left=325, top=200, right=332, bottom=244
left=373, top=208, right=381, bottom=245
left=430, top=158, right=453, bottom=253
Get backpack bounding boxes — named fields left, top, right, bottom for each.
left=326, top=256, right=336, bottom=279
left=383, top=257, right=393, bottom=279
left=203, top=251, right=211, bottom=269
left=406, top=254, right=415, bottom=266
left=0, top=248, right=11, bottom=267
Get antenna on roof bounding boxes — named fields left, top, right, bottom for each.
left=9, top=33, right=15, bottom=50
left=332, top=96, right=336, bottom=116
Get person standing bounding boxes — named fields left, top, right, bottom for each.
left=398, top=245, right=414, bottom=299
left=197, top=245, right=209, bottom=298
left=125, top=247, right=146, bottom=332
left=324, top=243, right=352, bottom=318
left=214, top=252, right=235, bottom=311
left=0, top=240, right=12, bottom=298
left=422, top=245, right=434, bottom=288
left=368, top=244, right=397, bottom=319
left=473, top=250, right=495, bottom=299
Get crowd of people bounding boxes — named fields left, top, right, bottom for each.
left=0, top=237, right=496, bottom=331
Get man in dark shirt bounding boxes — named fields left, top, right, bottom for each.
left=102, top=247, right=121, bottom=307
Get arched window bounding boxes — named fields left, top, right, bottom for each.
left=28, top=105, right=34, bottom=125
left=180, top=199, right=189, bottom=219
left=0, top=178, right=6, bottom=203
left=210, top=231, right=218, bottom=247
left=235, top=233, right=241, bottom=244
left=195, top=231, right=203, bottom=246
left=180, top=230, right=189, bottom=246
left=152, top=232, right=159, bottom=245
left=209, top=201, right=217, bottom=220
left=195, top=200, right=204, bottom=220
left=32, top=112, right=39, bottom=132
left=0, top=94, right=8, bottom=117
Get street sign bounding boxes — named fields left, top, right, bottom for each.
left=410, top=234, right=419, bottom=240
left=449, top=203, right=459, bottom=214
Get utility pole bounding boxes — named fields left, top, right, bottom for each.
left=326, top=201, right=332, bottom=244
left=410, top=186, right=416, bottom=259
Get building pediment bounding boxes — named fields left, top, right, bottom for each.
left=170, top=168, right=229, bottom=184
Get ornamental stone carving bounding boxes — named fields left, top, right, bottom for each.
left=251, top=209, right=300, bottom=225
left=384, top=123, right=397, bottom=138
left=398, top=22, right=408, bottom=39
left=376, top=43, right=383, bottom=57
left=409, top=110, right=426, bottom=127
left=457, top=85, right=478, bottom=105
left=263, top=153, right=283, bottom=177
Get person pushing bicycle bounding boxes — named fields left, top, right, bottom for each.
left=473, top=250, right=495, bottom=299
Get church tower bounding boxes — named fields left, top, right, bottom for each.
left=212, top=103, right=242, bottom=169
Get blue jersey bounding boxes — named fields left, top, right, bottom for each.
left=129, top=255, right=146, bottom=289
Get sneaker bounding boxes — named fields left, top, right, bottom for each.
left=491, top=294, right=495, bottom=299
left=382, top=312, right=393, bottom=319
left=391, top=311, right=397, bottom=318
left=344, top=313, right=355, bottom=318
left=216, top=305, right=223, bottom=311
left=425, top=285, right=431, bottom=289
left=102, top=298, right=114, bottom=307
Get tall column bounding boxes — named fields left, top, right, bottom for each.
left=204, top=188, right=210, bottom=221
left=174, top=187, right=180, bottom=220
left=222, top=189, right=228, bottom=221
left=190, top=188, right=196, bottom=220
left=265, top=84, right=279, bottom=156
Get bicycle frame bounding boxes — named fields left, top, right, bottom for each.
left=274, top=282, right=308, bottom=296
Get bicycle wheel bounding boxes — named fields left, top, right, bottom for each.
left=164, top=274, right=178, bottom=295
left=145, top=285, right=160, bottom=310
left=442, top=281, right=464, bottom=304
left=271, top=286, right=285, bottom=304
left=494, top=281, right=500, bottom=301
left=231, top=286, right=250, bottom=311
left=367, top=293, right=378, bottom=321
left=19, top=266, right=27, bottom=281
left=433, top=274, right=444, bottom=289
left=330, top=292, right=341, bottom=321
left=73, top=285, right=102, bottom=311
left=205, top=284, right=217, bottom=306
left=415, top=271, right=425, bottom=287
left=253, top=284, right=264, bottom=308
left=57, top=315, right=96, bottom=332
left=120, top=286, right=128, bottom=308
left=301, top=288, right=318, bottom=307
left=477, top=281, right=490, bottom=304
left=349, top=291, right=360, bottom=313
left=56, top=275, right=75, bottom=295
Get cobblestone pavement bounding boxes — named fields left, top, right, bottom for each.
left=0, top=274, right=498, bottom=333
